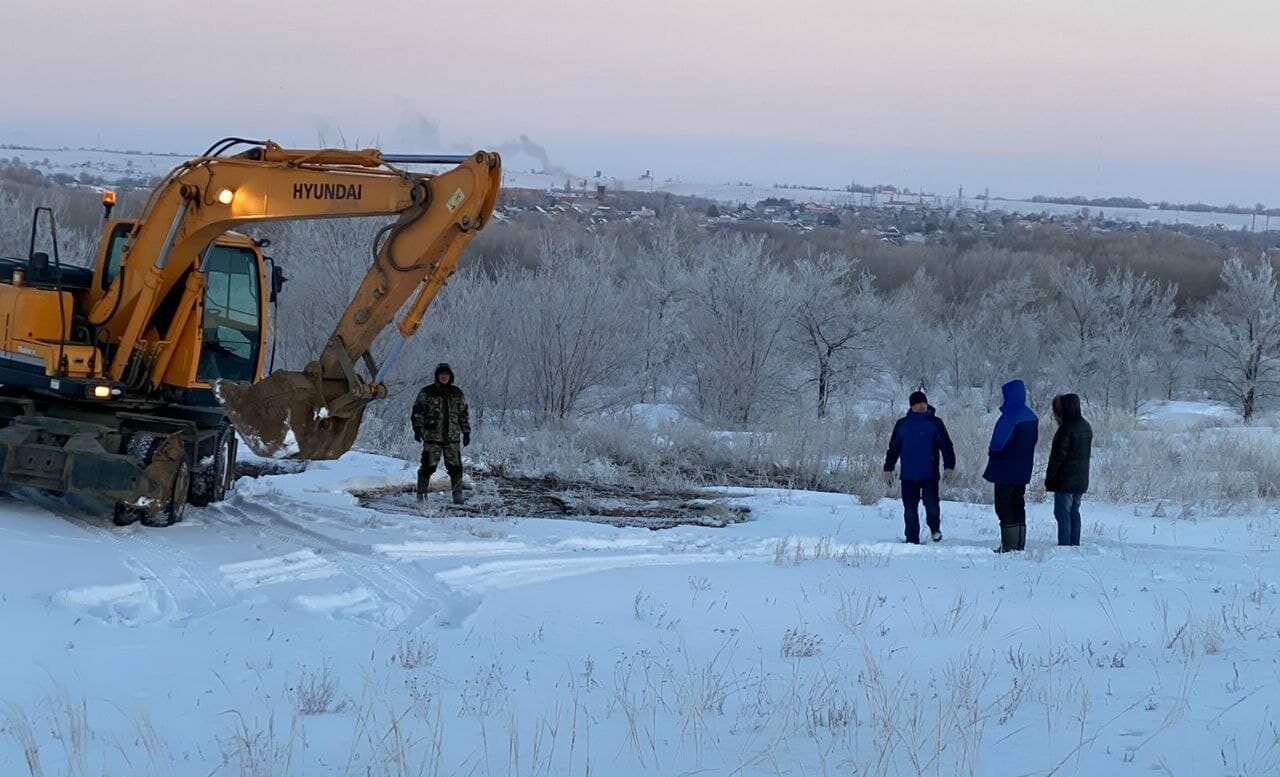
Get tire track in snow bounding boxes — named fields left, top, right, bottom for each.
left=373, top=539, right=531, bottom=560
left=207, top=495, right=452, bottom=629
left=30, top=494, right=239, bottom=624
left=218, top=549, right=340, bottom=589
left=436, top=550, right=759, bottom=594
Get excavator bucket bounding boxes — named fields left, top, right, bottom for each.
left=215, top=371, right=366, bottom=460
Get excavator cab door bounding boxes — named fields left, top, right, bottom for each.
left=196, top=244, right=262, bottom=384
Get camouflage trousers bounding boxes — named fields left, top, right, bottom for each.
left=418, top=442, right=463, bottom=495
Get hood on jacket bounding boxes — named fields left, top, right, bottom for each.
left=433, top=362, right=455, bottom=384
left=1001, top=380, right=1027, bottom=411
left=1054, top=393, right=1082, bottom=421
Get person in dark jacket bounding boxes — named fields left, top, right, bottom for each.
left=1045, top=393, right=1092, bottom=546
left=411, top=363, right=472, bottom=504
left=983, top=379, right=1039, bottom=553
left=884, top=391, right=957, bottom=544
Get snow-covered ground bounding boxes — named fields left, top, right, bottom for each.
left=1, top=448, right=1276, bottom=776
left=1140, top=399, right=1242, bottom=431
left=2, top=146, right=186, bottom=183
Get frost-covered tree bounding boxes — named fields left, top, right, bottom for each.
left=1094, top=269, right=1177, bottom=412
left=270, top=218, right=376, bottom=370
left=508, top=236, right=640, bottom=422
left=968, top=273, right=1044, bottom=408
left=683, top=236, right=792, bottom=425
left=1045, top=265, right=1177, bottom=412
left=1187, top=257, right=1280, bottom=420
left=885, top=269, right=947, bottom=396
left=413, top=268, right=520, bottom=427
left=790, top=254, right=886, bottom=417
left=0, top=186, right=98, bottom=267
left=629, top=223, right=690, bottom=404
left=1046, top=263, right=1108, bottom=388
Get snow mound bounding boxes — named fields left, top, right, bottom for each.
left=55, top=581, right=167, bottom=626
left=1139, top=400, right=1239, bottom=430
left=625, top=402, right=687, bottom=430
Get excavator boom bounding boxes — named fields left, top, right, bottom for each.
left=96, top=141, right=502, bottom=459
left=226, top=149, right=500, bottom=459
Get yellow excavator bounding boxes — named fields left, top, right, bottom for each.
left=0, top=138, right=501, bottom=526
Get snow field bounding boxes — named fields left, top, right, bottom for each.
left=0, top=447, right=1276, bottom=775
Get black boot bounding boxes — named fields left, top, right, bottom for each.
left=994, top=525, right=1022, bottom=553
left=1014, top=525, right=1027, bottom=551
left=448, top=467, right=466, bottom=505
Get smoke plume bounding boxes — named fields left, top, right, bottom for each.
left=494, top=134, right=572, bottom=177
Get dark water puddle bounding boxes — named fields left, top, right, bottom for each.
left=351, top=474, right=750, bottom=530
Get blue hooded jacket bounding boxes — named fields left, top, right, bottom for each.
left=884, top=407, right=957, bottom=482
left=982, top=380, right=1039, bottom=486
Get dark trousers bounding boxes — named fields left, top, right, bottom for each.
left=993, top=484, right=1026, bottom=528
left=1053, top=492, right=1083, bottom=546
left=418, top=442, right=463, bottom=494
left=901, top=478, right=941, bottom=543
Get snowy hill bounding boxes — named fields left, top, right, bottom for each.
left=1, top=450, right=1276, bottom=775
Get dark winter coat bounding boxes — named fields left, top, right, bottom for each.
left=982, top=380, right=1040, bottom=486
left=1045, top=393, right=1092, bottom=494
left=884, top=407, right=957, bottom=482
left=411, top=379, right=471, bottom=445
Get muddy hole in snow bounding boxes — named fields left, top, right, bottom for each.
left=352, top=474, right=751, bottom=530
left=235, top=459, right=308, bottom=479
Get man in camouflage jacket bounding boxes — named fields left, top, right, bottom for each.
left=411, top=363, right=471, bottom=504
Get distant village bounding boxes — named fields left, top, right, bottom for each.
left=2, top=149, right=1275, bottom=252
left=493, top=182, right=1276, bottom=249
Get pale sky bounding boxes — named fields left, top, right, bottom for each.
left=4, top=0, right=1278, bottom=203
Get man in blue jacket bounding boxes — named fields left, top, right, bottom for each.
left=883, top=391, right=957, bottom=544
left=983, top=379, right=1039, bottom=553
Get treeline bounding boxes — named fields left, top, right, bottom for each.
left=1029, top=192, right=1278, bottom=217
left=254, top=216, right=1280, bottom=444
left=4, top=175, right=1278, bottom=428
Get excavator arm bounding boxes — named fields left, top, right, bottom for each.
left=92, top=141, right=501, bottom=459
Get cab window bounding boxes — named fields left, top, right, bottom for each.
left=102, top=223, right=134, bottom=288
left=197, top=245, right=262, bottom=383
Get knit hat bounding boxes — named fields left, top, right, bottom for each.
left=908, top=390, right=928, bottom=407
